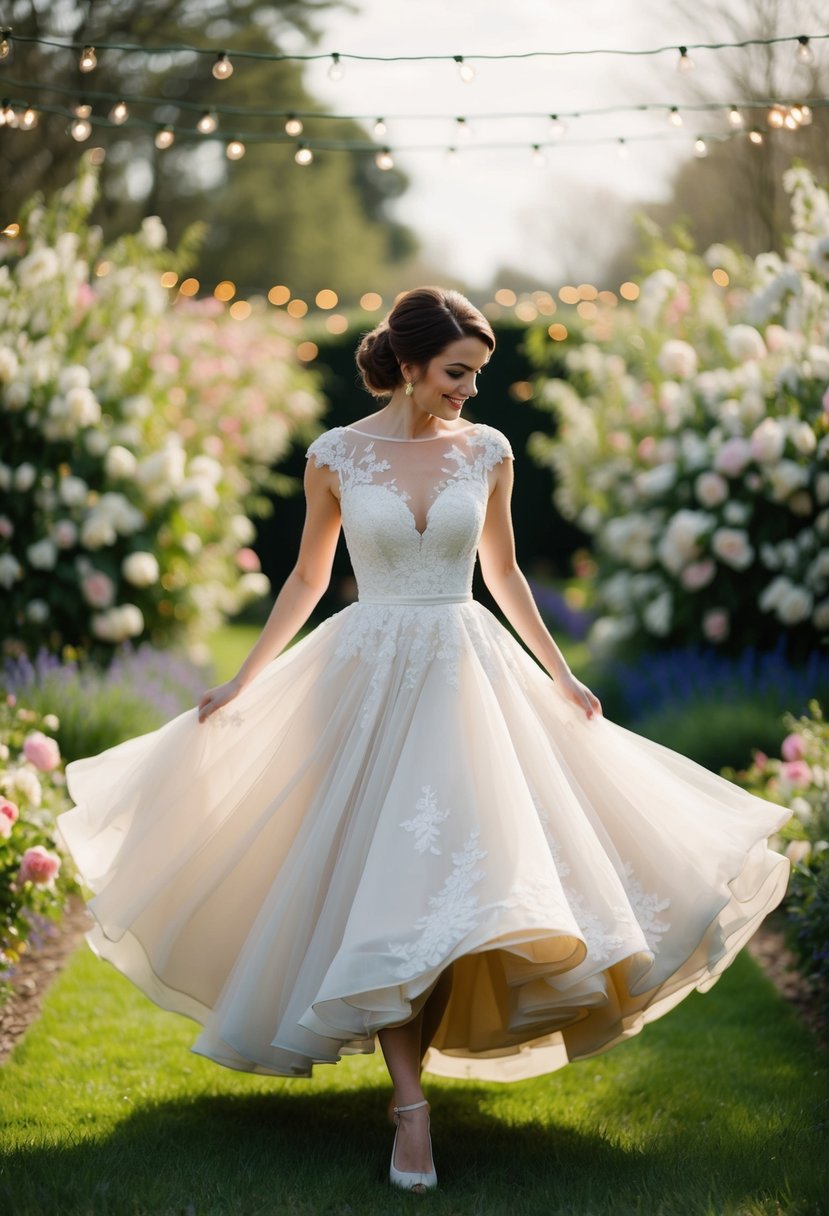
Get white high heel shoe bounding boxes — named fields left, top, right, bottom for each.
left=389, top=1099, right=438, bottom=1193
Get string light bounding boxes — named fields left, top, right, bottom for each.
left=109, top=99, right=128, bottom=124
left=372, top=118, right=387, bottom=139
left=196, top=109, right=217, bottom=134
left=0, top=30, right=11, bottom=61
left=454, top=55, right=476, bottom=83
left=212, top=52, right=233, bottom=80
left=677, top=45, right=694, bottom=72
left=799, top=104, right=813, bottom=124
left=0, top=99, right=17, bottom=126
left=79, top=46, right=97, bottom=73
left=69, top=102, right=92, bottom=141
left=749, top=127, right=764, bottom=144
left=294, top=143, right=313, bottom=165
left=225, top=138, right=245, bottom=159
left=19, top=105, right=37, bottom=129
left=796, top=35, right=814, bottom=64
left=154, top=124, right=175, bottom=149
left=375, top=147, right=394, bottom=170
left=327, top=52, right=344, bottom=81
left=728, top=106, right=744, bottom=128
left=693, top=137, right=708, bottom=157
left=548, top=114, right=566, bottom=139
left=767, top=105, right=786, bottom=128
left=668, top=106, right=683, bottom=126
left=284, top=114, right=303, bottom=136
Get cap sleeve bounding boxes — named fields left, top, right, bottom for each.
left=306, top=427, right=346, bottom=472
left=472, top=424, right=514, bottom=470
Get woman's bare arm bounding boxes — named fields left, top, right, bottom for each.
left=477, top=458, right=602, bottom=719
left=198, top=458, right=341, bottom=721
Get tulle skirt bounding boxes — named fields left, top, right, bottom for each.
left=57, top=599, right=790, bottom=1081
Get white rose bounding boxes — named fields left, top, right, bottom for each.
left=181, top=531, right=203, bottom=556
left=0, top=553, right=22, bottom=588
left=229, top=515, right=255, bottom=545
left=777, top=585, right=813, bottom=625
left=121, top=394, right=152, bottom=419
left=26, top=598, right=50, bottom=623
left=588, top=615, right=637, bottom=654
left=104, top=445, right=138, bottom=480
left=711, top=527, right=755, bottom=571
left=790, top=422, right=816, bottom=455
left=806, top=345, right=829, bottom=379
left=84, top=430, right=110, bottom=457
left=713, top=437, right=751, bottom=478
left=80, top=515, right=117, bottom=550
left=58, top=365, right=91, bottom=392
left=726, top=325, right=767, bottom=363
left=657, top=510, right=713, bottom=575
left=658, top=340, right=698, bottom=380
left=723, top=500, right=750, bottom=525
left=635, top=464, right=677, bottom=499
left=91, top=603, right=144, bottom=643
left=189, top=455, right=223, bottom=485
left=26, top=537, right=58, bottom=570
left=0, top=346, right=19, bottom=382
left=59, top=476, right=89, bottom=507
left=695, top=472, right=729, bottom=508
left=749, top=417, right=785, bottom=463
left=14, top=463, right=37, bottom=492
left=96, top=492, right=144, bottom=534
left=65, top=386, right=101, bottom=427
left=141, top=215, right=167, bottom=250
left=643, top=590, right=673, bottom=636
left=122, top=551, right=160, bottom=587
left=767, top=460, right=809, bottom=501
left=17, top=246, right=60, bottom=290
left=759, top=576, right=791, bottom=612
left=9, top=766, right=42, bottom=807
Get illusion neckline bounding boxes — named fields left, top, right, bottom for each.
left=345, top=424, right=477, bottom=443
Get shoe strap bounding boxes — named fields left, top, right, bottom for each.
left=393, top=1099, right=429, bottom=1114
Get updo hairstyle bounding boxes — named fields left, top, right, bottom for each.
left=355, top=286, right=495, bottom=398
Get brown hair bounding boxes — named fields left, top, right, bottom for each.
left=355, top=286, right=495, bottom=397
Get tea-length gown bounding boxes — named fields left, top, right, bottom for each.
left=57, top=422, right=790, bottom=1081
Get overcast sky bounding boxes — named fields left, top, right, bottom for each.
left=281, top=0, right=821, bottom=286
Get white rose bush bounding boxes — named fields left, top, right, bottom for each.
left=0, top=155, right=323, bottom=659
left=528, top=165, right=829, bottom=660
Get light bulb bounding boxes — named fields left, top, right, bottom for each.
left=212, top=52, right=233, bottom=80
left=109, top=100, right=128, bottom=124
left=1, top=101, right=17, bottom=127
left=799, top=104, right=813, bottom=125
left=20, top=106, right=37, bottom=130
left=0, top=31, right=11, bottom=61
left=295, top=144, right=313, bottom=165
left=548, top=114, right=566, bottom=139
left=767, top=105, right=785, bottom=128
left=375, top=148, right=394, bottom=170
left=226, top=139, right=245, bottom=160
left=454, top=55, right=475, bottom=84
left=728, top=106, right=744, bottom=129
left=327, top=53, right=344, bottom=81
left=70, top=116, right=92, bottom=141
left=154, top=125, right=175, bottom=149
left=285, top=115, right=303, bottom=136
left=373, top=118, right=387, bottom=140
left=668, top=106, right=683, bottom=127
left=677, top=46, right=694, bottom=72
left=783, top=110, right=798, bottom=130
left=79, top=46, right=97, bottom=72
left=796, top=36, right=814, bottom=65
left=693, top=138, right=708, bottom=157
left=749, top=128, right=764, bottom=145
left=197, top=110, right=217, bottom=134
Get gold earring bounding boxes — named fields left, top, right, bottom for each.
left=404, top=381, right=414, bottom=397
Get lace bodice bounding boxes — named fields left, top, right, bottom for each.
left=306, top=423, right=513, bottom=599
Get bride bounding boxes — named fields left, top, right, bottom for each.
left=59, top=286, right=790, bottom=1195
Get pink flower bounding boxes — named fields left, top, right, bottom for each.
left=235, top=547, right=261, bottom=573
left=713, top=437, right=751, bottom=478
left=781, top=760, right=813, bottom=788
left=0, top=797, right=20, bottom=823
left=17, top=845, right=61, bottom=885
left=81, top=570, right=116, bottom=609
left=23, top=730, right=61, bottom=772
left=753, top=751, right=768, bottom=771
left=781, top=732, right=806, bottom=762
left=680, top=559, right=716, bottom=591
left=702, top=607, right=730, bottom=642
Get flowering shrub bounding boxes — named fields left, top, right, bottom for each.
left=0, top=155, right=323, bottom=661
left=528, top=165, right=829, bottom=658
left=724, top=699, right=829, bottom=1025
left=0, top=694, right=77, bottom=986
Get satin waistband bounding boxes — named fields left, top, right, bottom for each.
left=357, top=593, right=473, bottom=605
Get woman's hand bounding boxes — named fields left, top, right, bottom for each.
left=197, top=675, right=245, bottom=724
left=555, top=670, right=603, bottom=720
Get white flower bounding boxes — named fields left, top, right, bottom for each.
left=809, top=235, right=829, bottom=277
left=657, top=509, right=713, bottom=575
left=749, top=417, right=785, bottom=464
left=0, top=346, right=19, bottom=382
left=785, top=840, right=811, bottom=865
left=59, top=476, right=88, bottom=507
left=713, top=437, right=751, bottom=478
left=239, top=572, right=271, bottom=599
left=26, top=599, right=50, bottom=623
left=635, top=463, right=677, bottom=499
left=104, top=445, right=138, bottom=480
left=694, top=471, right=728, bottom=508
left=723, top=500, right=750, bottom=525
left=13, top=463, right=36, bottom=492
left=26, top=537, right=59, bottom=570
left=588, top=614, right=637, bottom=653
left=790, top=422, right=816, bottom=455
left=229, top=515, right=255, bottom=545
left=805, top=345, right=829, bottom=380
left=95, top=492, right=144, bottom=534
left=711, top=527, right=755, bottom=571
left=140, top=215, right=167, bottom=250
left=602, top=515, right=657, bottom=570
left=122, top=551, right=160, bottom=587
left=65, top=386, right=101, bottom=427
left=181, top=531, right=203, bottom=556
left=121, top=394, right=152, bottom=419
left=767, top=460, right=809, bottom=501
left=0, top=553, right=22, bottom=588
left=726, top=325, right=767, bottom=363
left=777, top=585, right=813, bottom=625
left=58, top=365, right=91, bottom=392
left=189, top=455, right=223, bottom=485
left=704, top=243, right=741, bottom=276
left=84, top=430, right=110, bottom=457
left=136, top=441, right=186, bottom=494
left=789, top=491, right=812, bottom=516
left=658, top=339, right=698, bottom=380
left=91, top=603, right=145, bottom=642
left=80, top=515, right=117, bottom=550
left=17, top=246, right=60, bottom=291
left=643, top=590, right=673, bottom=636
left=1, top=765, right=42, bottom=807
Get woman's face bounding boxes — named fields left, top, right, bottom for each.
left=402, top=336, right=491, bottom=423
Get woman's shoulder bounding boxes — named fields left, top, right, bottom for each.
left=466, top=422, right=514, bottom=466
left=305, top=426, right=348, bottom=469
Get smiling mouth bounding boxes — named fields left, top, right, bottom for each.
left=445, top=396, right=465, bottom=406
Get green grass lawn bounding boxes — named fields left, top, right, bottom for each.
left=0, top=945, right=826, bottom=1215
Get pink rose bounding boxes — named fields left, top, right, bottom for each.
left=0, top=813, right=12, bottom=839
left=702, top=607, right=730, bottom=642
left=680, top=559, right=716, bottom=591
left=17, top=845, right=61, bottom=885
left=713, top=437, right=751, bottom=478
left=0, top=797, right=20, bottom=823
left=781, top=732, right=806, bottom=762
left=23, top=730, right=61, bottom=772
left=781, top=760, right=813, bottom=788
left=235, top=547, right=260, bottom=573
left=753, top=751, right=768, bottom=771
left=81, top=570, right=116, bottom=609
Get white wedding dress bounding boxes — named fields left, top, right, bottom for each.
left=57, top=422, right=790, bottom=1081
